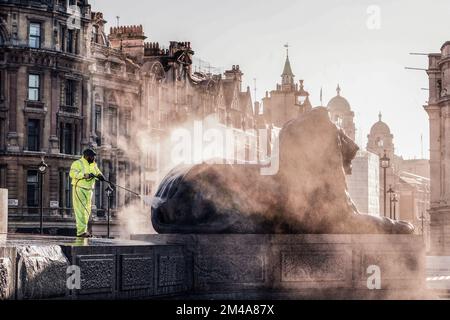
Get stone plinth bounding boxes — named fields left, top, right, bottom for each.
left=0, top=247, right=14, bottom=300
left=429, top=209, right=450, bottom=255
left=1, top=234, right=430, bottom=300
left=132, top=234, right=429, bottom=299
left=0, top=189, right=7, bottom=241
left=62, top=239, right=188, bottom=300
left=0, top=234, right=189, bottom=300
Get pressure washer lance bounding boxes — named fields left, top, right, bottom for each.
left=101, top=178, right=154, bottom=206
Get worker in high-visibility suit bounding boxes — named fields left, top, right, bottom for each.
left=70, top=148, right=105, bottom=237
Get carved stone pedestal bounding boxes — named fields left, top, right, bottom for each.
left=0, top=235, right=188, bottom=300
left=0, top=234, right=430, bottom=300
left=429, top=208, right=450, bottom=255
left=132, top=234, right=429, bottom=299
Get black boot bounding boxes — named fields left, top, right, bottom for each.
left=77, top=232, right=92, bottom=238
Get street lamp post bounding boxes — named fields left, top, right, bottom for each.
left=387, top=185, right=395, bottom=219
left=392, top=194, right=398, bottom=220
left=380, top=150, right=390, bottom=217
left=38, top=157, right=48, bottom=234
left=421, top=210, right=424, bottom=237
left=105, top=184, right=114, bottom=239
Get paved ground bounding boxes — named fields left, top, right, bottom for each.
left=1, top=233, right=157, bottom=247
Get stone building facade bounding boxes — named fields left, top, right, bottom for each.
left=0, top=0, right=93, bottom=234
left=424, top=40, right=450, bottom=254
left=0, top=0, right=258, bottom=236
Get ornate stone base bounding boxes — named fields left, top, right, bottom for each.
left=132, top=234, right=429, bottom=299
left=430, top=208, right=450, bottom=255
left=0, top=234, right=430, bottom=300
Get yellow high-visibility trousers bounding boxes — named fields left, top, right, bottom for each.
left=72, top=186, right=93, bottom=236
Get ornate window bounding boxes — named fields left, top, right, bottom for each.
left=65, top=79, right=76, bottom=106
left=119, top=109, right=131, bottom=138
left=118, top=161, right=131, bottom=207
left=0, top=117, right=5, bottom=151
left=376, top=137, right=384, bottom=147
left=29, top=22, right=41, bottom=48
left=61, top=79, right=79, bottom=112
left=94, top=104, right=102, bottom=145
left=27, top=119, right=40, bottom=151
left=28, top=74, right=40, bottom=101
left=60, top=25, right=66, bottom=52
left=59, top=122, right=78, bottom=155
left=59, top=169, right=72, bottom=215
left=109, top=107, right=117, bottom=135
left=92, top=25, right=99, bottom=44
left=26, top=170, right=39, bottom=208
left=0, top=165, right=6, bottom=188
left=67, top=29, right=73, bottom=53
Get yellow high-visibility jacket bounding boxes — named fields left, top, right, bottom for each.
left=69, top=157, right=103, bottom=190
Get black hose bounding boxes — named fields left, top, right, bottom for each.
left=103, top=179, right=140, bottom=197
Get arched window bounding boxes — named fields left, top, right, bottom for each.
left=376, top=137, right=384, bottom=147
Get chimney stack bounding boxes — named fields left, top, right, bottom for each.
left=109, top=24, right=147, bottom=62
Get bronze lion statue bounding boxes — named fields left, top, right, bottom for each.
left=151, top=107, right=414, bottom=234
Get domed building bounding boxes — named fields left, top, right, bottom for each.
left=367, top=113, right=394, bottom=158
left=366, top=114, right=430, bottom=247
left=327, top=85, right=355, bottom=141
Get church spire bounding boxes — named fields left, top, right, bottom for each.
left=336, top=84, right=341, bottom=96
left=378, top=111, right=382, bottom=121
left=281, top=43, right=295, bottom=89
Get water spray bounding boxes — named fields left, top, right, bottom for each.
left=99, top=178, right=155, bottom=238
left=103, top=179, right=154, bottom=206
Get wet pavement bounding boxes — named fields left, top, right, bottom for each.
left=1, top=233, right=157, bottom=247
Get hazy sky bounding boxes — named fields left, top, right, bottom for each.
left=89, top=0, right=450, bottom=159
